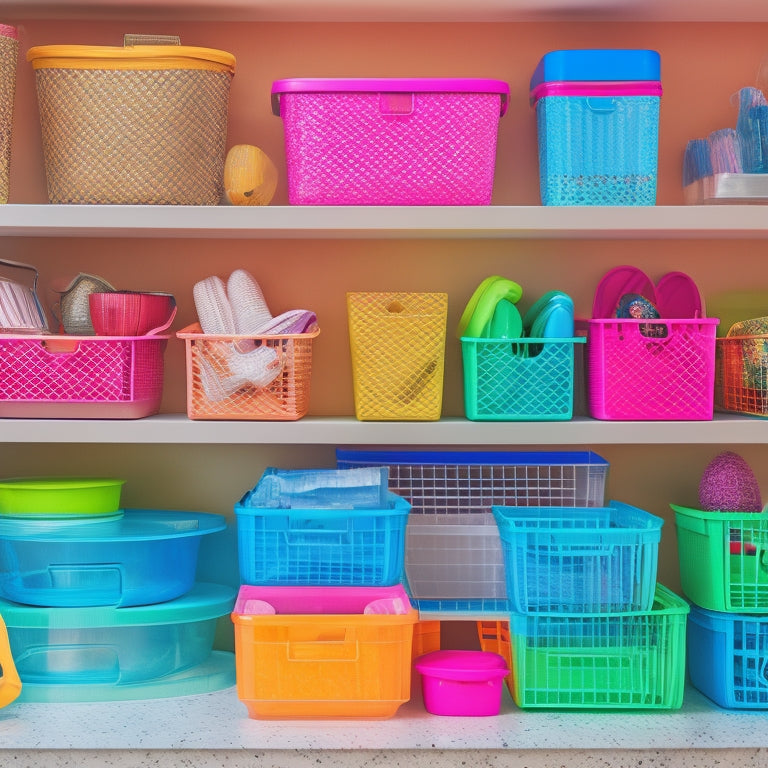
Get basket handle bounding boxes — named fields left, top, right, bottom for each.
left=124, top=34, right=181, bottom=46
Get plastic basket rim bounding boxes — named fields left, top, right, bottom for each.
left=493, top=499, right=664, bottom=528
left=460, top=335, right=585, bottom=343
left=234, top=489, right=411, bottom=516
left=671, top=503, right=768, bottom=521
left=177, top=321, right=320, bottom=341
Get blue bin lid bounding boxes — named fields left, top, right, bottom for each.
left=530, top=49, right=661, bottom=90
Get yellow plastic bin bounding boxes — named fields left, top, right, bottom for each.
left=347, top=291, right=447, bottom=421
left=27, top=38, right=235, bottom=205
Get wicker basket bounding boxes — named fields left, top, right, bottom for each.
left=27, top=39, right=235, bottom=205
left=0, top=26, right=17, bottom=205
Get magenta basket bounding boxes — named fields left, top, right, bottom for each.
left=586, top=318, right=718, bottom=420
left=0, top=334, right=168, bottom=418
left=271, top=78, right=510, bottom=205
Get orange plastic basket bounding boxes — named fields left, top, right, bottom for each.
left=177, top=322, right=319, bottom=421
left=347, top=291, right=447, bottom=421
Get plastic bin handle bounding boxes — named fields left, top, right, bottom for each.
left=0, top=615, right=22, bottom=708
left=286, top=630, right=359, bottom=662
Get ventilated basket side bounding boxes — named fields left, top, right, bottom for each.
left=347, top=292, right=447, bottom=421
left=0, top=30, right=17, bottom=205
left=715, top=335, right=768, bottom=416
left=32, top=64, right=232, bottom=205
left=179, top=324, right=319, bottom=421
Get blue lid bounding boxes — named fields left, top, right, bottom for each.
left=336, top=448, right=608, bottom=467
left=530, top=49, right=661, bottom=89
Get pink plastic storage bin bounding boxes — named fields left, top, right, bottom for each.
left=271, top=78, right=510, bottom=205
left=0, top=334, right=168, bottom=418
left=586, top=318, right=718, bottom=420
left=414, top=649, right=509, bottom=716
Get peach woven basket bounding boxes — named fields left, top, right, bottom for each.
left=27, top=38, right=235, bottom=205
left=177, top=323, right=320, bottom=421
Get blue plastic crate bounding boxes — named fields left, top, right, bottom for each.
left=530, top=49, right=661, bottom=206
left=493, top=500, right=662, bottom=613
left=687, top=604, right=768, bottom=709
left=235, top=490, right=410, bottom=587
left=461, top=336, right=585, bottom=420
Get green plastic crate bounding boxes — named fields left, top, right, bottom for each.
left=673, top=504, right=768, bottom=612
left=461, top=336, right=585, bottom=421
left=502, top=584, right=689, bottom=709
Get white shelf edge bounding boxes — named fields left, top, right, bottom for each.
left=0, top=414, right=764, bottom=444
left=3, top=204, right=768, bottom=239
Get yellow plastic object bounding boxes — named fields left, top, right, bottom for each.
left=0, top=477, right=125, bottom=518
left=0, top=614, right=21, bottom=708
left=223, top=145, right=278, bottom=206
left=347, top=292, right=448, bottom=421
left=232, top=607, right=418, bottom=719
left=26, top=44, right=235, bottom=73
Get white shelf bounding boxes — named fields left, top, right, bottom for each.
left=1, top=0, right=767, bottom=23
left=2, top=204, right=768, bottom=240
left=0, top=414, right=765, bottom=445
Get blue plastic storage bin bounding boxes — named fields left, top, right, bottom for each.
left=493, top=500, right=662, bottom=613
left=687, top=604, right=768, bottom=709
left=336, top=449, right=609, bottom=615
left=530, top=49, right=661, bottom=206
left=235, top=488, right=410, bottom=587
left=2, top=582, right=236, bottom=701
left=0, top=509, right=227, bottom=607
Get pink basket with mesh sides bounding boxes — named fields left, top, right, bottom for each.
left=0, top=334, right=168, bottom=418
left=586, top=318, right=718, bottom=420
left=271, top=78, right=510, bottom=205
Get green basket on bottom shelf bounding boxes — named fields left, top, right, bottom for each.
left=478, top=584, right=688, bottom=710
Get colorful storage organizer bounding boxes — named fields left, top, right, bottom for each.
left=715, top=332, right=768, bottom=417
left=272, top=77, right=509, bottom=205
left=530, top=49, right=662, bottom=206
left=336, top=449, right=608, bottom=615
left=231, top=584, right=418, bottom=719
left=478, top=585, right=689, bottom=709
left=492, top=501, right=663, bottom=614
left=0, top=334, right=168, bottom=419
left=347, top=291, right=447, bottom=421
left=177, top=322, right=320, bottom=421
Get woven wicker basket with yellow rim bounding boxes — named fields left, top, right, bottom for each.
left=27, top=40, right=236, bottom=205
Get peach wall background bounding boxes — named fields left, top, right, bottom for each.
left=0, top=18, right=767, bottom=616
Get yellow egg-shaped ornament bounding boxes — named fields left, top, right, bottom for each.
left=223, top=145, right=278, bottom=206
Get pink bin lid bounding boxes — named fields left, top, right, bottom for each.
left=272, top=77, right=510, bottom=116
left=414, top=650, right=510, bottom=682
left=530, top=79, right=662, bottom=106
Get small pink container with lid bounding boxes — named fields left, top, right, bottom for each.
left=414, top=649, right=509, bottom=716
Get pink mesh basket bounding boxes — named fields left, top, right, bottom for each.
left=271, top=78, right=509, bottom=205
left=0, top=334, right=168, bottom=418
left=586, top=318, right=718, bottom=420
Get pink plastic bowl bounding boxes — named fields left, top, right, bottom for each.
left=414, top=650, right=509, bottom=717
left=89, top=291, right=176, bottom=336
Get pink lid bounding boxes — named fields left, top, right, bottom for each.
left=414, top=650, right=510, bottom=682
left=530, top=79, right=662, bottom=106
left=272, top=77, right=510, bottom=116
left=0, top=25, right=17, bottom=40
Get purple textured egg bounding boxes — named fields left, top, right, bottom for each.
left=698, top=451, right=763, bottom=512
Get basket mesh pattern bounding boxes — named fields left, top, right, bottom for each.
left=34, top=67, right=231, bottom=204
left=536, top=95, right=659, bottom=206
left=587, top=319, right=718, bottom=420
left=180, top=324, right=318, bottom=421
left=461, top=337, right=581, bottom=420
left=347, top=292, right=447, bottom=421
left=280, top=91, right=502, bottom=205
left=0, top=336, right=166, bottom=405
left=0, top=34, right=17, bottom=205
left=478, top=588, right=688, bottom=709
left=715, top=335, right=768, bottom=416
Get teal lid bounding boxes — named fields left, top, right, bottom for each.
left=0, top=582, right=236, bottom=628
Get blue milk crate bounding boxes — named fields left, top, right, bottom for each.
left=687, top=604, right=768, bottom=709
left=530, top=49, right=662, bottom=206
left=492, top=500, right=663, bottom=613
left=235, top=488, right=410, bottom=587
left=336, top=449, right=608, bottom=615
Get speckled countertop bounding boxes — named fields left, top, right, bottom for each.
left=2, top=683, right=767, bottom=768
